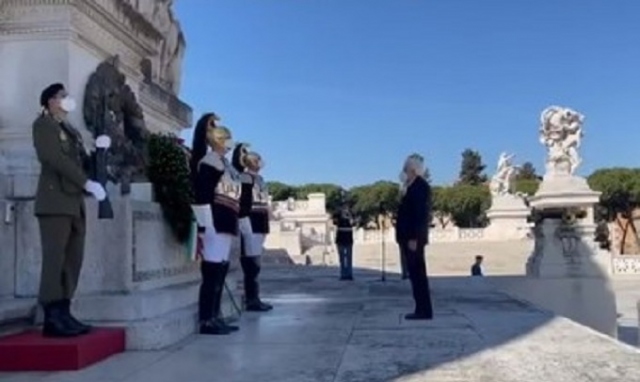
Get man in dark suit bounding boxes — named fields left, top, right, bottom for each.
left=333, top=205, right=354, bottom=280
left=33, top=83, right=109, bottom=337
left=395, top=153, right=433, bottom=320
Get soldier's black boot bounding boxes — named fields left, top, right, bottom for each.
left=243, top=257, right=272, bottom=312
left=42, top=301, right=84, bottom=338
left=61, top=299, right=91, bottom=335
left=199, top=261, right=230, bottom=335
left=215, top=262, right=239, bottom=332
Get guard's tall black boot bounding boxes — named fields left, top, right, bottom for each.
left=42, top=301, right=84, bottom=338
left=243, top=257, right=272, bottom=312
left=61, top=299, right=91, bottom=335
left=199, top=261, right=230, bottom=335
left=213, top=262, right=239, bottom=332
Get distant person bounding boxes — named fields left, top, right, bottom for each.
left=395, top=153, right=433, bottom=321
left=333, top=205, right=354, bottom=280
left=471, top=256, right=484, bottom=276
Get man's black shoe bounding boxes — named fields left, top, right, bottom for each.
left=404, top=312, right=433, bottom=321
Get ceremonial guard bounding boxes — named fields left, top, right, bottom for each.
left=33, top=83, right=110, bottom=337
left=190, top=113, right=241, bottom=335
left=232, top=143, right=273, bottom=312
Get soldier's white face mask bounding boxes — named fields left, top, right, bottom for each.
left=60, top=96, right=76, bottom=113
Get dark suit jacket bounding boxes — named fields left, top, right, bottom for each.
left=333, top=211, right=354, bottom=246
left=32, top=114, right=89, bottom=217
left=395, top=176, right=431, bottom=245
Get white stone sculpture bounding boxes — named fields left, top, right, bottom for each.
left=539, top=106, right=584, bottom=176
left=489, top=152, right=518, bottom=196
left=132, top=0, right=185, bottom=94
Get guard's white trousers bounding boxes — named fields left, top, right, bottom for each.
left=239, top=217, right=265, bottom=257
left=201, top=224, right=233, bottom=263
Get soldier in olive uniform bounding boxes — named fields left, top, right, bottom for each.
left=33, top=83, right=111, bottom=337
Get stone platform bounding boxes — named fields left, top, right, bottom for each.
left=0, top=328, right=125, bottom=372
left=2, top=265, right=640, bottom=382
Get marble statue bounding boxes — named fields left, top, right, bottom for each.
left=539, top=106, right=584, bottom=176
left=131, top=0, right=185, bottom=94
left=489, top=152, right=518, bottom=196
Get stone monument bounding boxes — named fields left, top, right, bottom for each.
left=524, top=106, right=617, bottom=337
left=484, top=152, right=531, bottom=240
left=0, top=1, right=244, bottom=350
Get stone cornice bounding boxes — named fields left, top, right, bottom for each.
left=0, top=0, right=163, bottom=58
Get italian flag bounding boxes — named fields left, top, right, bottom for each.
left=185, top=221, right=201, bottom=262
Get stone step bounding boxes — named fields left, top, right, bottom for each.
left=73, top=281, right=199, bottom=322
left=72, top=277, right=243, bottom=350
left=0, top=298, right=35, bottom=338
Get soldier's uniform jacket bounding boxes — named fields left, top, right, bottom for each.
left=32, top=114, right=90, bottom=217
left=249, top=174, right=270, bottom=234
left=193, top=151, right=241, bottom=235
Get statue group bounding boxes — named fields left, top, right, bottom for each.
left=127, top=0, right=186, bottom=94
left=489, top=152, right=518, bottom=196
left=539, top=106, right=584, bottom=176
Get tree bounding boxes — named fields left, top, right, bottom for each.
left=458, top=149, right=487, bottom=186
left=588, top=168, right=640, bottom=254
left=515, top=179, right=540, bottom=196
left=432, top=186, right=453, bottom=228
left=446, top=184, right=491, bottom=228
left=267, top=181, right=296, bottom=201
left=348, top=181, right=400, bottom=228
left=517, top=161, right=538, bottom=180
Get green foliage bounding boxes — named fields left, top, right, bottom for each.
left=349, top=181, right=400, bottom=227
left=517, top=161, right=538, bottom=180
left=458, top=149, right=487, bottom=185
left=444, top=184, right=491, bottom=228
left=146, top=134, right=193, bottom=244
left=266, top=181, right=296, bottom=201
left=587, top=168, right=640, bottom=218
left=515, top=178, right=540, bottom=196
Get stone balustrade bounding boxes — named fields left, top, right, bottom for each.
left=338, top=227, right=491, bottom=244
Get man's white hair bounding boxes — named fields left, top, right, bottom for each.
left=404, top=153, right=425, bottom=176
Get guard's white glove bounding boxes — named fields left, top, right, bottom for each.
left=84, top=180, right=107, bottom=201
left=95, top=135, right=111, bottom=149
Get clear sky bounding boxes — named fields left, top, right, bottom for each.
left=174, top=0, right=640, bottom=187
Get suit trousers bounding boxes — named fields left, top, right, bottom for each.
left=37, top=214, right=86, bottom=304
left=400, top=240, right=433, bottom=316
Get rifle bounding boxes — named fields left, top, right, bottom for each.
left=95, top=91, right=114, bottom=219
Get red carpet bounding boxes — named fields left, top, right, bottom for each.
left=0, top=327, right=126, bottom=371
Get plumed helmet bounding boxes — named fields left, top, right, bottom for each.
left=232, top=142, right=250, bottom=172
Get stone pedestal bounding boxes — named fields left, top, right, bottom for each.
left=1, top=198, right=242, bottom=349
left=525, top=175, right=617, bottom=337
left=485, top=194, right=531, bottom=241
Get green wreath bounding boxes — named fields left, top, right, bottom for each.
left=146, top=133, right=194, bottom=244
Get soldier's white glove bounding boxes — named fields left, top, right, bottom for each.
left=84, top=180, right=107, bottom=201
left=95, top=135, right=111, bottom=149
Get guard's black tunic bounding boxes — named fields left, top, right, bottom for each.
left=238, top=173, right=254, bottom=219
left=193, top=152, right=241, bottom=235
left=249, top=174, right=270, bottom=235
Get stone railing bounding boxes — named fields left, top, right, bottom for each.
left=342, top=227, right=490, bottom=244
